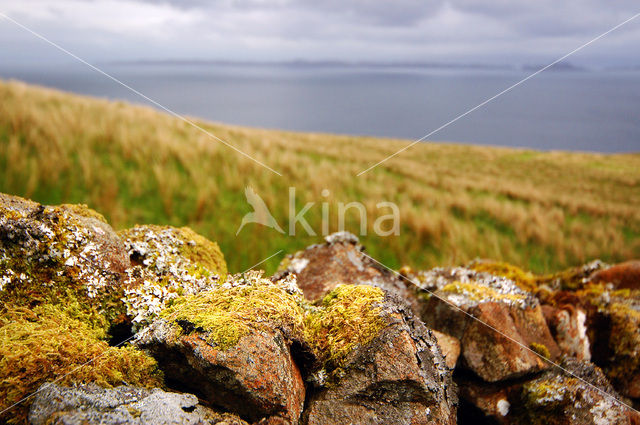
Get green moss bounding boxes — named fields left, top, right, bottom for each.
left=0, top=202, right=127, bottom=331
left=304, top=285, right=385, bottom=369
left=468, top=260, right=538, bottom=292
left=529, top=342, right=551, bottom=359
left=0, top=304, right=162, bottom=424
left=161, top=271, right=305, bottom=350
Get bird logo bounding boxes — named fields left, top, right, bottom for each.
left=236, top=186, right=285, bottom=235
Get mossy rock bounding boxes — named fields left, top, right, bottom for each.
left=0, top=304, right=162, bottom=424
left=468, top=259, right=538, bottom=292
left=118, top=225, right=227, bottom=327
left=304, top=284, right=386, bottom=371
left=536, top=260, right=608, bottom=291
left=517, top=358, right=633, bottom=425
left=157, top=271, right=305, bottom=350
left=598, top=300, right=640, bottom=398
left=0, top=194, right=130, bottom=331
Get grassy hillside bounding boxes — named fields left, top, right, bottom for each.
left=0, top=79, right=639, bottom=273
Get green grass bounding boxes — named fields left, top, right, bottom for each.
left=0, top=79, right=639, bottom=274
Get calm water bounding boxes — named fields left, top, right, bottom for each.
left=1, top=62, right=639, bottom=152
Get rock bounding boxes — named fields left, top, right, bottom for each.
left=28, top=383, right=248, bottom=425
left=407, top=266, right=560, bottom=382
left=0, top=193, right=130, bottom=328
left=589, top=260, right=640, bottom=290
left=277, top=232, right=419, bottom=311
left=303, top=285, right=457, bottom=425
left=542, top=304, right=591, bottom=361
left=431, top=330, right=461, bottom=370
left=136, top=271, right=306, bottom=424
left=541, top=275, right=640, bottom=399
left=457, top=359, right=638, bottom=425
left=456, top=376, right=516, bottom=424
left=590, top=296, right=640, bottom=399
left=119, top=224, right=227, bottom=328
left=518, top=358, right=637, bottom=425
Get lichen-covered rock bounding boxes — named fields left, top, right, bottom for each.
left=0, top=305, right=162, bottom=424
left=0, top=193, right=131, bottom=330
left=589, top=294, right=640, bottom=399
left=136, top=271, right=306, bottom=424
left=28, top=383, right=249, bottom=425
left=539, top=274, right=640, bottom=399
left=467, top=259, right=539, bottom=292
left=277, top=231, right=418, bottom=311
left=303, top=285, right=457, bottom=425
left=408, top=266, right=560, bottom=382
left=119, top=225, right=227, bottom=327
left=457, top=359, right=639, bottom=425
left=518, top=358, right=636, bottom=425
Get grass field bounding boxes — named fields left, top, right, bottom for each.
left=1, top=79, right=639, bottom=274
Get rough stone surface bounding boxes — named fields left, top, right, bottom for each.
left=518, top=358, right=637, bottom=425
left=590, top=295, right=640, bottom=399
left=458, top=359, right=639, bottom=425
left=456, top=376, right=516, bottom=425
left=432, top=330, right=461, bottom=370
left=304, top=292, right=457, bottom=425
left=542, top=304, right=591, bottom=361
left=541, top=274, right=640, bottom=399
left=28, top=383, right=248, bottom=425
left=589, top=260, right=640, bottom=290
left=135, top=273, right=306, bottom=424
left=277, top=231, right=418, bottom=310
left=408, top=267, right=560, bottom=382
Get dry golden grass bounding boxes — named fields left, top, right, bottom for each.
left=0, top=79, right=638, bottom=273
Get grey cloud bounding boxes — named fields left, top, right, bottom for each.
left=0, top=0, right=638, bottom=65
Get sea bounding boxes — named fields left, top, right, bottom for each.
left=1, top=62, right=639, bottom=153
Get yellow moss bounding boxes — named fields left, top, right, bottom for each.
left=0, top=305, right=162, bottom=424
left=59, top=204, right=108, bottom=223
left=277, top=255, right=293, bottom=272
left=536, top=261, right=606, bottom=291
left=468, top=260, right=538, bottom=292
left=304, top=285, right=385, bottom=369
left=605, top=302, right=640, bottom=383
left=161, top=272, right=305, bottom=349
left=174, top=227, right=227, bottom=279
left=441, top=281, right=527, bottom=304
left=0, top=204, right=126, bottom=330
left=529, top=342, right=551, bottom=359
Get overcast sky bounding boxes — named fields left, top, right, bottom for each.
left=0, top=0, right=639, bottom=67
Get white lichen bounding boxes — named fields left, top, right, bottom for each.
left=410, top=267, right=535, bottom=309
left=497, top=399, right=510, bottom=416
left=120, top=226, right=221, bottom=329
left=289, top=258, right=309, bottom=274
